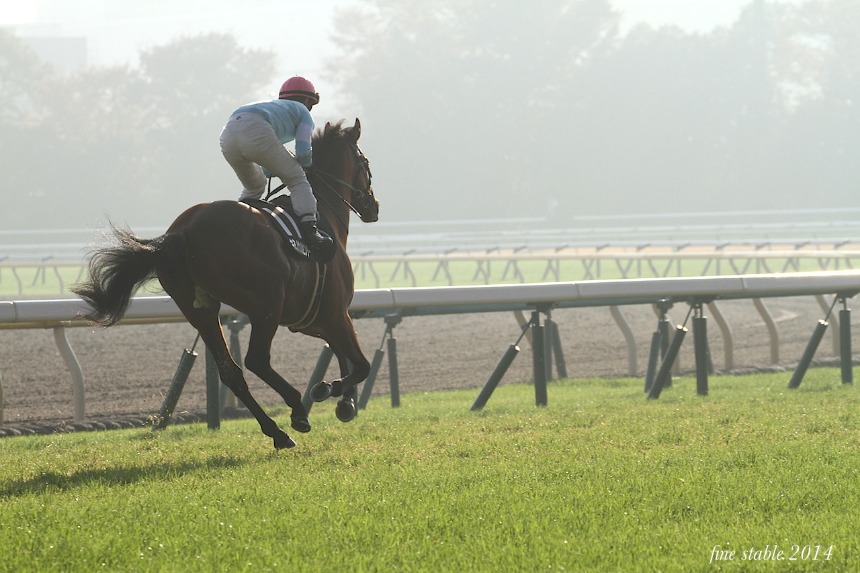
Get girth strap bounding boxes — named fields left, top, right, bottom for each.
left=287, top=262, right=327, bottom=331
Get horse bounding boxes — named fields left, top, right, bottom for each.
left=72, top=118, right=379, bottom=450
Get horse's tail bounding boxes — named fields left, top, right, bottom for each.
left=72, top=225, right=183, bottom=327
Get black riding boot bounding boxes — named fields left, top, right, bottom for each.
left=300, top=220, right=335, bottom=260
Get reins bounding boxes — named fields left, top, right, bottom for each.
left=313, top=169, right=365, bottom=219
left=263, top=132, right=373, bottom=230
left=264, top=171, right=362, bottom=230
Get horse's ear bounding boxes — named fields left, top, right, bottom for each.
left=325, top=121, right=333, bottom=131
left=350, top=118, right=361, bottom=142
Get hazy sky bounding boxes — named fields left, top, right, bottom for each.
left=2, top=0, right=808, bottom=120
left=1, top=0, right=785, bottom=31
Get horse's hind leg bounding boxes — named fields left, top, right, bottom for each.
left=177, top=301, right=296, bottom=450
left=242, top=314, right=310, bottom=433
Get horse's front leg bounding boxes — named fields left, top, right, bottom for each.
left=331, top=356, right=358, bottom=422
left=327, top=354, right=360, bottom=422
left=318, top=324, right=370, bottom=422
left=335, top=385, right=359, bottom=422
left=329, top=353, right=354, bottom=397
left=309, top=352, right=360, bottom=419
left=310, top=314, right=371, bottom=397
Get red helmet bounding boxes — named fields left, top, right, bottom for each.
left=278, top=76, right=320, bottom=104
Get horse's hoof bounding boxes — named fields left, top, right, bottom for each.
left=273, top=433, right=297, bottom=450
left=335, top=399, right=357, bottom=423
left=291, top=416, right=311, bottom=433
left=330, top=381, right=344, bottom=398
left=310, top=382, right=332, bottom=402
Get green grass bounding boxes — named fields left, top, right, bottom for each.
left=1, top=370, right=857, bottom=572
left=0, top=266, right=85, bottom=298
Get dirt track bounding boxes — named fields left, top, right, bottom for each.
left=0, top=293, right=849, bottom=434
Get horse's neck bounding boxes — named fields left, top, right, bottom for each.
left=321, top=203, right=350, bottom=246
left=311, top=156, right=353, bottom=242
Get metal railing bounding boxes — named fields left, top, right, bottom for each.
left=2, top=270, right=859, bottom=425
left=4, top=237, right=860, bottom=295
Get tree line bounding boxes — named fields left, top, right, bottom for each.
left=1, top=0, right=857, bottom=230
left=328, top=0, right=859, bottom=223
left=0, top=32, right=275, bottom=230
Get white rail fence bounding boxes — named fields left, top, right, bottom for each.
left=353, top=246, right=860, bottom=287
left=4, top=243, right=860, bottom=295
left=4, top=223, right=860, bottom=295
left=2, top=270, right=860, bottom=425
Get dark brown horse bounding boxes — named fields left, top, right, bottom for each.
left=72, top=119, right=379, bottom=449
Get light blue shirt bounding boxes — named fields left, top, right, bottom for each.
left=233, top=99, right=314, bottom=167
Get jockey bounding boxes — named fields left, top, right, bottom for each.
left=219, top=76, right=333, bottom=252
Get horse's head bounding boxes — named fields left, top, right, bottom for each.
left=313, top=118, right=379, bottom=224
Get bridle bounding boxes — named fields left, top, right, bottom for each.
left=264, top=140, right=375, bottom=229
left=311, top=142, right=375, bottom=226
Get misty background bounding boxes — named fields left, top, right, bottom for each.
left=1, top=0, right=857, bottom=234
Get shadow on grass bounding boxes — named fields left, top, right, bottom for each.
left=0, top=454, right=246, bottom=498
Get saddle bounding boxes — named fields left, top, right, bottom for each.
left=241, top=195, right=329, bottom=331
left=241, top=195, right=335, bottom=263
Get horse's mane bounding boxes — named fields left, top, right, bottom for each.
left=312, top=120, right=348, bottom=154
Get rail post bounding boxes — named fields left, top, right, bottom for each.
left=470, top=345, right=520, bottom=411
left=647, top=325, right=688, bottom=400
left=692, top=302, right=709, bottom=396
left=645, top=300, right=674, bottom=392
left=532, top=310, right=548, bottom=407
left=787, top=320, right=829, bottom=389
left=656, top=300, right=674, bottom=388
left=386, top=314, right=403, bottom=407
left=358, top=313, right=402, bottom=409
left=53, top=326, right=85, bottom=423
left=154, top=336, right=199, bottom=430
left=788, top=295, right=840, bottom=389
left=644, top=331, right=661, bottom=393
left=388, top=335, right=401, bottom=407
left=471, top=313, right=534, bottom=411
left=545, top=312, right=568, bottom=380
left=358, top=347, right=385, bottom=409
left=610, top=305, right=638, bottom=376
left=839, top=297, right=853, bottom=384
left=753, top=298, right=780, bottom=365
